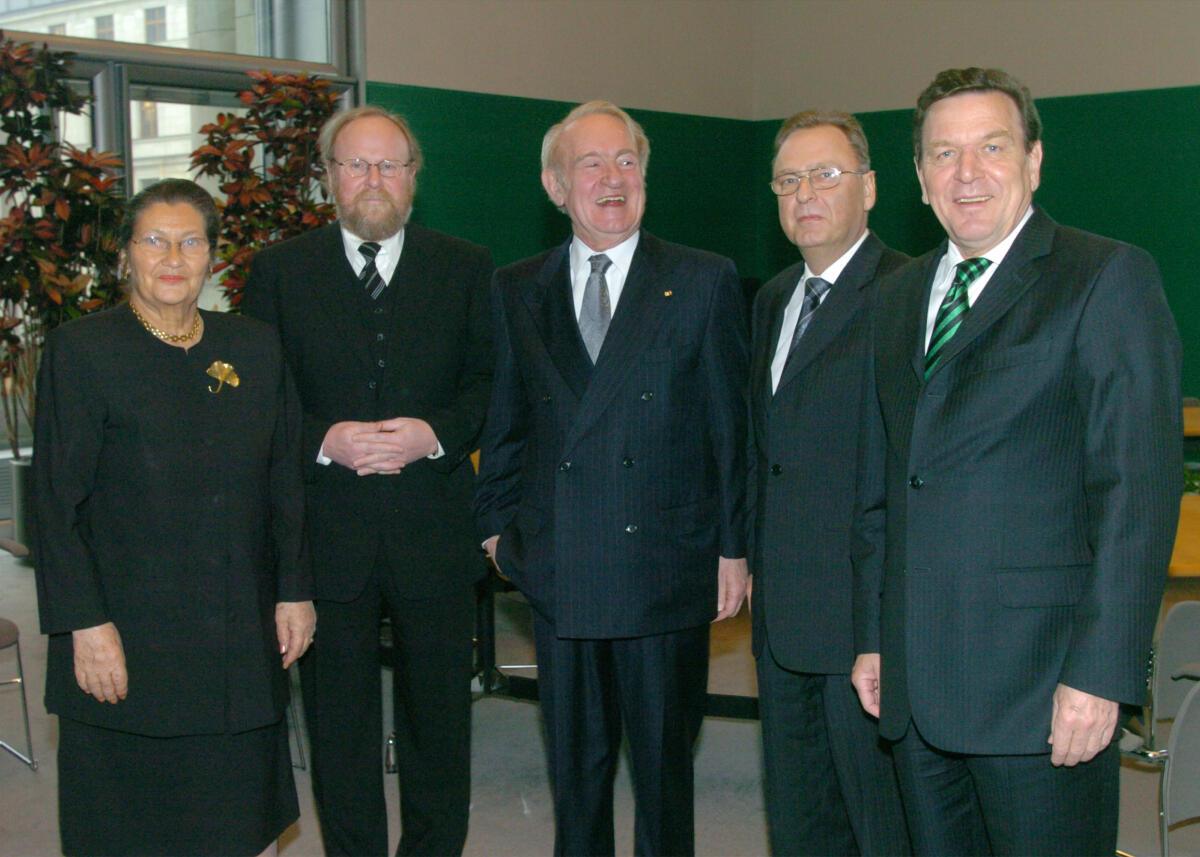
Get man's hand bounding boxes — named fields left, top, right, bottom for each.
left=851, top=653, right=881, bottom=718
left=276, top=601, right=317, bottom=670
left=322, top=418, right=439, bottom=475
left=1049, top=683, right=1118, bottom=766
left=746, top=573, right=753, bottom=606
left=72, top=622, right=128, bottom=704
left=714, top=556, right=748, bottom=621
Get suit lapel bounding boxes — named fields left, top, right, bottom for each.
left=563, top=234, right=673, bottom=453
left=922, top=210, right=1055, bottom=380
left=521, top=242, right=592, bottom=401
left=312, top=224, right=373, bottom=375
left=755, top=261, right=803, bottom=403
left=384, top=225, right=432, bottom=373
left=906, top=246, right=945, bottom=381
left=777, top=234, right=885, bottom=393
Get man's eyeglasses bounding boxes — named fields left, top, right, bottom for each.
left=130, top=234, right=210, bottom=258
left=330, top=158, right=414, bottom=179
left=769, top=166, right=868, bottom=196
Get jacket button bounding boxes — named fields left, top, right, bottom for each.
left=625, top=524, right=638, bottom=534
left=770, top=464, right=782, bottom=475
left=622, top=457, right=635, bottom=468
left=559, top=461, right=572, bottom=472
left=909, top=475, right=924, bottom=489
left=540, top=394, right=552, bottom=404
left=640, top=391, right=654, bottom=401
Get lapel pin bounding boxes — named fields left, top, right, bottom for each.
left=663, top=290, right=673, bottom=297
left=206, top=360, right=240, bottom=393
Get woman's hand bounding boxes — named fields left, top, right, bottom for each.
left=72, top=622, right=128, bottom=704
left=276, top=601, right=316, bottom=670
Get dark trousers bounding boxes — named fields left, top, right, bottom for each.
left=300, top=561, right=474, bottom=857
left=756, top=638, right=910, bottom=857
left=892, top=720, right=1119, bottom=856
left=532, top=614, right=710, bottom=857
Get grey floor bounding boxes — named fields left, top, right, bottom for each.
left=1, top=548, right=1198, bottom=856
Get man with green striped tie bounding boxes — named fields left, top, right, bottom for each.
left=850, top=67, right=1181, bottom=856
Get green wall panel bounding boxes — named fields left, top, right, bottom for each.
left=368, top=81, right=1199, bottom=393
left=367, top=82, right=757, bottom=272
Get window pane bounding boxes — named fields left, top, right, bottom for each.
left=127, top=92, right=249, bottom=311
left=0, top=0, right=333, bottom=64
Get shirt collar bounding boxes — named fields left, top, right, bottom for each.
left=944, top=205, right=1034, bottom=269
left=570, top=231, right=640, bottom=279
left=802, top=229, right=869, bottom=286
left=340, top=224, right=405, bottom=273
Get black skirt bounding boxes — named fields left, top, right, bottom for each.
left=57, top=716, right=299, bottom=857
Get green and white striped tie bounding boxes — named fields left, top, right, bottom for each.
left=925, top=257, right=991, bottom=379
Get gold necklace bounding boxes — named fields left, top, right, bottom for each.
left=130, top=303, right=201, bottom=343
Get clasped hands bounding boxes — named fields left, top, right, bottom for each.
left=324, top=417, right=438, bottom=475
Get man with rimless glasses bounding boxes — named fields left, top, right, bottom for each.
left=749, top=110, right=910, bottom=856
left=244, top=106, right=493, bottom=857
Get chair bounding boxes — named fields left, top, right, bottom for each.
left=1162, top=665, right=1200, bottom=856
left=1127, top=601, right=1200, bottom=761
left=0, top=616, right=37, bottom=770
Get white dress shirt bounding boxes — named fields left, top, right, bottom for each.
left=340, top=225, right=404, bottom=285
left=770, top=230, right=869, bottom=393
left=923, top=205, right=1034, bottom=350
left=569, top=231, right=640, bottom=320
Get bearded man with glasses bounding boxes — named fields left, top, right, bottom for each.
left=244, top=105, right=494, bottom=857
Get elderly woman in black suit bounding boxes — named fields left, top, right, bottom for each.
left=32, top=178, right=315, bottom=857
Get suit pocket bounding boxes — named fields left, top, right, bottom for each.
left=995, top=564, right=1087, bottom=608
left=963, top=341, right=1051, bottom=376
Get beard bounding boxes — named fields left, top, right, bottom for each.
left=335, top=187, right=411, bottom=242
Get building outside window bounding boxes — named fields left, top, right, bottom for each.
left=47, top=21, right=63, bottom=33
left=143, top=5, right=165, bottom=42
left=94, top=13, right=113, bottom=40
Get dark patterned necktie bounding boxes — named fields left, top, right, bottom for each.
left=788, top=276, right=831, bottom=352
left=924, top=257, right=991, bottom=378
left=358, top=241, right=385, bottom=300
left=579, top=253, right=612, bottom=363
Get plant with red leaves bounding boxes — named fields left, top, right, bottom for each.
left=0, top=31, right=125, bottom=457
left=190, top=69, right=339, bottom=308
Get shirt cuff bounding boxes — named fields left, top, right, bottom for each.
left=316, top=445, right=332, bottom=466
left=428, top=441, right=445, bottom=460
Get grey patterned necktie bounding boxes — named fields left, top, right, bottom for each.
left=788, top=276, right=831, bottom=352
left=579, top=253, right=612, bottom=363
left=925, top=257, right=991, bottom=378
left=358, top=241, right=385, bottom=300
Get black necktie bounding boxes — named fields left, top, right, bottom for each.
left=579, top=254, right=612, bottom=363
left=788, top=276, right=831, bottom=352
left=358, top=241, right=385, bottom=300
left=925, top=257, right=992, bottom=378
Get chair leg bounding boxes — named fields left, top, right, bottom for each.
left=0, top=637, right=37, bottom=770
left=1160, top=754, right=1170, bottom=857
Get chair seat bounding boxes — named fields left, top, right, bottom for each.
left=0, top=617, right=17, bottom=649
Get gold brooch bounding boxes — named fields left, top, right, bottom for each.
left=206, top=361, right=240, bottom=393
left=663, top=290, right=673, bottom=297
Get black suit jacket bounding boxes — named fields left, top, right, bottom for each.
left=853, top=208, right=1181, bottom=754
left=244, top=222, right=493, bottom=601
left=749, top=233, right=908, bottom=674
left=475, top=232, right=749, bottom=639
left=33, top=307, right=311, bottom=736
